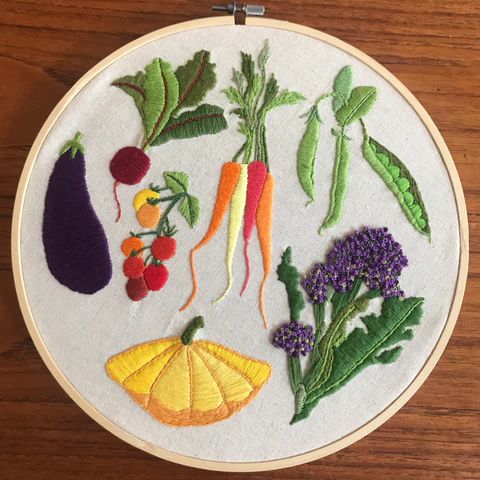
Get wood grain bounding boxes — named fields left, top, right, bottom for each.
left=1, top=0, right=479, bottom=478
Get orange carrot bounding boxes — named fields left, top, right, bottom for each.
left=256, top=172, right=274, bottom=328
left=179, top=162, right=242, bottom=311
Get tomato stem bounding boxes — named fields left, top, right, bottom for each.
left=156, top=193, right=185, bottom=235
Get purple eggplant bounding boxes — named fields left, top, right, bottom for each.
left=42, top=132, right=112, bottom=294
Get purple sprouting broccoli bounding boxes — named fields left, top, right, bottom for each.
left=303, top=227, right=408, bottom=303
left=273, top=322, right=316, bottom=357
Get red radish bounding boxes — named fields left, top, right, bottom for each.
left=110, top=147, right=151, bottom=222
left=123, top=256, right=145, bottom=279
left=240, top=161, right=268, bottom=296
left=151, top=236, right=177, bottom=261
left=144, top=263, right=169, bottom=291
left=126, top=277, right=149, bottom=301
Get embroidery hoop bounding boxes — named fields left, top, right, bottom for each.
left=10, top=15, right=469, bottom=472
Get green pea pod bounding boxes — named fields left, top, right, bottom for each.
left=320, top=133, right=350, bottom=233
left=297, top=106, right=321, bottom=202
left=362, top=135, right=431, bottom=239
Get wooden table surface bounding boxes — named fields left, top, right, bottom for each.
left=1, top=1, right=479, bottom=478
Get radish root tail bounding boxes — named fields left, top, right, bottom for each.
left=113, top=180, right=122, bottom=223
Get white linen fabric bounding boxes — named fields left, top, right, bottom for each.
left=19, top=25, right=460, bottom=462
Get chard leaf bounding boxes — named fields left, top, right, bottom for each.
left=142, top=59, right=179, bottom=147
left=111, top=71, right=146, bottom=113
left=151, top=104, right=227, bottom=146
left=174, top=50, right=217, bottom=111
left=335, top=86, right=377, bottom=126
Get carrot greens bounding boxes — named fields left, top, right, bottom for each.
left=180, top=41, right=304, bottom=327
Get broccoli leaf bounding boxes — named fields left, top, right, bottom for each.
left=292, top=296, right=424, bottom=423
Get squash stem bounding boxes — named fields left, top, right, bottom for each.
left=181, top=316, right=205, bottom=345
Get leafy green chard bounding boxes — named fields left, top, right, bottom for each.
left=272, top=227, right=424, bottom=424
left=110, top=51, right=228, bottom=221
left=112, top=51, right=228, bottom=149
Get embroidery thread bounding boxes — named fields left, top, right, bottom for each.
left=122, top=172, right=200, bottom=301
left=272, top=227, right=424, bottom=423
left=296, top=66, right=430, bottom=238
left=110, top=52, right=227, bottom=221
left=106, top=316, right=272, bottom=427
left=42, top=133, right=112, bottom=294
left=180, top=41, right=304, bottom=327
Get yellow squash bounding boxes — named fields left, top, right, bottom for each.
left=106, top=317, right=271, bottom=426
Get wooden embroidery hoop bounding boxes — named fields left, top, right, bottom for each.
left=11, top=15, right=469, bottom=472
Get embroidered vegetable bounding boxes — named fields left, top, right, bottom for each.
left=272, top=227, right=423, bottom=423
left=42, top=133, right=112, bottom=294
left=256, top=173, right=275, bottom=327
left=276, top=246, right=307, bottom=395
left=122, top=171, right=200, bottom=301
left=123, top=256, right=145, bottom=279
left=298, top=66, right=429, bottom=238
left=295, top=296, right=424, bottom=422
left=110, top=147, right=151, bottom=222
left=180, top=162, right=242, bottom=311
left=126, top=276, right=149, bottom=301
left=110, top=53, right=227, bottom=222
left=121, top=236, right=144, bottom=257
left=144, top=263, right=169, bottom=291
left=151, top=236, right=176, bottom=261
left=319, top=76, right=376, bottom=232
left=320, top=132, right=350, bottom=233
left=136, top=202, right=161, bottom=228
left=273, top=322, right=315, bottom=357
left=362, top=134, right=431, bottom=238
left=133, top=187, right=161, bottom=211
left=296, top=105, right=320, bottom=202
left=240, top=161, right=267, bottom=296
left=106, top=316, right=272, bottom=427
left=214, top=164, right=248, bottom=304
left=181, top=41, right=304, bottom=325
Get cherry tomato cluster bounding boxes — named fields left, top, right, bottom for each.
left=121, top=187, right=177, bottom=301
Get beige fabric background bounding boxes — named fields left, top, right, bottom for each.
left=19, top=26, right=460, bottom=462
